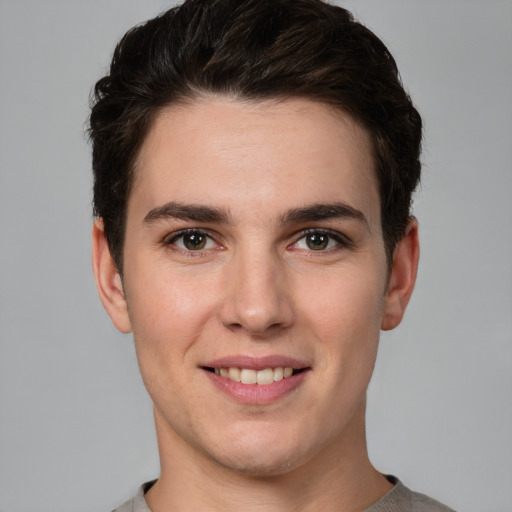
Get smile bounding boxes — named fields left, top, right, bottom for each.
left=205, top=366, right=304, bottom=385
left=201, top=357, right=311, bottom=404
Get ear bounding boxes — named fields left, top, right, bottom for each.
left=381, top=219, right=420, bottom=331
left=92, top=218, right=132, bottom=333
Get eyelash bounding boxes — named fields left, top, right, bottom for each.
left=165, top=229, right=220, bottom=256
left=164, top=228, right=351, bottom=255
left=290, top=229, right=352, bottom=252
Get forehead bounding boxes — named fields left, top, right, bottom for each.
left=131, top=97, right=380, bottom=227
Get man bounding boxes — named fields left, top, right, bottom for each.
left=89, top=0, right=455, bottom=510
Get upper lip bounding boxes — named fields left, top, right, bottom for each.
left=202, top=355, right=311, bottom=371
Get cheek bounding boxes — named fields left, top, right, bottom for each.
left=296, top=265, right=386, bottom=385
left=299, top=267, right=385, bottom=338
left=125, top=276, right=213, bottom=416
left=123, top=266, right=220, bottom=390
left=126, top=258, right=219, bottom=336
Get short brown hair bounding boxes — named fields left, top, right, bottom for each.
left=89, top=0, right=422, bottom=271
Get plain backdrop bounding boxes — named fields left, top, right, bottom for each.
left=1, top=1, right=511, bottom=511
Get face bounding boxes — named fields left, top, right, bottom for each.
left=94, top=97, right=418, bottom=476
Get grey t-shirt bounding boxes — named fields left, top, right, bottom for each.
left=112, top=476, right=456, bottom=511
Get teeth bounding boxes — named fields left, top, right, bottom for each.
left=257, top=368, right=274, bottom=385
left=273, top=367, right=284, bottom=381
left=228, top=367, right=241, bottom=382
left=215, top=366, right=297, bottom=385
left=240, top=369, right=257, bottom=384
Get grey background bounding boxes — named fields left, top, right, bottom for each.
left=1, top=1, right=511, bottom=511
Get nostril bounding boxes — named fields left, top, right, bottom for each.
left=223, top=321, right=244, bottom=333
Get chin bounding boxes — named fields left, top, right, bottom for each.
left=211, top=448, right=305, bottom=477
left=203, top=424, right=314, bottom=477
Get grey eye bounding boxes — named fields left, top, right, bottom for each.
left=295, top=232, right=340, bottom=251
left=182, top=232, right=207, bottom=250
left=172, top=231, right=216, bottom=251
left=305, top=233, right=329, bottom=250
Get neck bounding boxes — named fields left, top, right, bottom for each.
left=146, top=399, right=392, bottom=512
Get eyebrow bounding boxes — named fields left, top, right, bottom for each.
left=143, top=202, right=229, bottom=225
left=143, top=201, right=369, bottom=231
left=281, top=203, right=370, bottom=231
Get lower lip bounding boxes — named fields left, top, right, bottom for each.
left=203, top=370, right=309, bottom=405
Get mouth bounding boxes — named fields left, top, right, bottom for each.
left=201, top=356, right=311, bottom=404
left=202, top=366, right=308, bottom=385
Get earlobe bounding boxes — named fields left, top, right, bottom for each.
left=92, top=218, right=132, bottom=333
left=381, top=219, right=420, bottom=331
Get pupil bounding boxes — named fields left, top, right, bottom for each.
left=184, top=233, right=206, bottom=250
left=307, top=233, right=328, bottom=250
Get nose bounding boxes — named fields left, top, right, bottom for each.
left=219, top=247, right=295, bottom=337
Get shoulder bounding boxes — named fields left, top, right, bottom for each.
left=113, top=477, right=456, bottom=512
left=110, top=481, right=155, bottom=512
left=366, top=476, right=456, bottom=512
left=409, top=489, right=457, bottom=512
left=111, top=497, right=134, bottom=512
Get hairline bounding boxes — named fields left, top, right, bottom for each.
left=113, top=91, right=392, bottom=275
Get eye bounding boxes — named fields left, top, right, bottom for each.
left=169, top=230, right=217, bottom=251
left=293, top=230, right=346, bottom=251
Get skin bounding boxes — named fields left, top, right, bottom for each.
left=93, top=97, right=419, bottom=512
